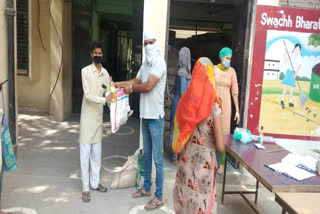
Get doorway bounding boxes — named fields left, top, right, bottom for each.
left=72, top=0, right=144, bottom=117
left=168, top=0, right=253, bottom=131
left=166, top=0, right=254, bottom=164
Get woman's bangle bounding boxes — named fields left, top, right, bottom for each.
left=130, top=84, right=133, bottom=93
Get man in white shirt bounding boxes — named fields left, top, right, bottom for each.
left=79, top=42, right=114, bottom=202
left=115, top=32, right=167, bottom=211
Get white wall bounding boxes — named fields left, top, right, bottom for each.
left=143, top=0, right=170, bottom=58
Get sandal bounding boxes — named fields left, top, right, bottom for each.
left=91, top=184, right=108, bottom=193
left=217, top=165, right=224, bottom=175
left=132, top=189, right=151, bottom=198
left=144, top=199, right=164, bottom=211
left=82, top=191, right=91, bottom=203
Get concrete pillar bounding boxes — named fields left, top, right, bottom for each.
left=49, top=0, right=72, bottom=121
left=0, top=0, right=9, bottom=118
left=141, top=0, right=170, bottom=176
left=143, top=0, right=170, bottom=58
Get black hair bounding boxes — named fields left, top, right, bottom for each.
left=90, top=41, right=103, bottom=53
left=293, top=43, right=301, bottom=52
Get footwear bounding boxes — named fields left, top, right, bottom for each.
left=82, top=191, right=91, bottom=203
left=132, top=189, right=152, bottom=198
left=144, top=199, right=164, bottom=211
left=281, top=100, right=285, bottom=109
left=217, top=165, right=224, bottom=175
left=289, top=102, right=294, bottom=107
left=91, top=184, right=108, bottom=193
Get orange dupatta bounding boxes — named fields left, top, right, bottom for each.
left=172, top=57, right=220, bottom=153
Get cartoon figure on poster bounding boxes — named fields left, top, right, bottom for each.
left=280, top=42, right=302, bottom=109
left=259, top=30, right=320, bottom=137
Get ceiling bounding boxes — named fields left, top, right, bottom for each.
left=170, top=0, right=240, bottom=30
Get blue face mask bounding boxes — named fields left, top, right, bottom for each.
left=222, top=59, right=231, bottom=68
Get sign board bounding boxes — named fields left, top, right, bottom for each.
left=247, top=5, right=320, bottom=140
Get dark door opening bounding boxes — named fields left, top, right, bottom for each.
left=168, top=0, right=253, bottom=131
left=167, top=0, right=253, bottom=166
left=72, top=0, right=144, bottom=117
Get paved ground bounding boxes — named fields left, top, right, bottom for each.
left=1, top=113, right=289, bottom=214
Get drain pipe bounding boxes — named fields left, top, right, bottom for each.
left=6, top=0, right=16, bottom=148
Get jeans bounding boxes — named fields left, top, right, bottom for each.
left=142, top=118, right=164, bottom=201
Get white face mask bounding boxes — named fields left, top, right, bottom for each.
left=145, top=43, right=159, bottom=63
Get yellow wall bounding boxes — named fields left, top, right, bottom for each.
left=16, top=0, right=72, bottom=121
left=17, top=0, right=50, bottom=113
left=49, top=0, right=72, bottom=121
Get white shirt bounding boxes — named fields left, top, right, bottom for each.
left=79, top=63, right=110, bottom=144
left=285, top=52, right=302, bottom=72
left=137, top=55, right=167, bottom=119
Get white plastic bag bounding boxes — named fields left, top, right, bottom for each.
left=108, top=88, right=133, bottom=133
left=110, top=149, right=139, bottom=189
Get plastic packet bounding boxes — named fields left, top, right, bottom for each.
left=233, top=127, right=253, bottom=144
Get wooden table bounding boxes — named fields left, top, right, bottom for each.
left=275, top=193, right=320, bottom=214
left=222, top=135, right=320, bottom=214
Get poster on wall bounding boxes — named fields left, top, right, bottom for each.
left=247, top=5, right=320, bottom=140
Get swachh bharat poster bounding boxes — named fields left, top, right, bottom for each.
left=247, top=5, right=320, bottom=140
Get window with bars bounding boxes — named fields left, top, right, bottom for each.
left=17, top=0, right=29, bottom=76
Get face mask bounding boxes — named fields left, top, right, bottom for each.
left=93, top=56, right=103, bottom=64
left=145, top=43, right=158, bottom=63
left=145, top=43, right=157, bottom=55
left=222, top=59, right=231, bottom=68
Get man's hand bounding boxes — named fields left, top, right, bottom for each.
left=105, top=93, right=116, bottom=103
left=124, top=85, right=132, bottom=94
left=114, top=81, right=128, bottom=88
left=115, top=78, right=142, bottom=89
left=114, top=82, right=121, bottom=88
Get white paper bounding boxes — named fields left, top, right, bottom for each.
left=282, top=153, right=317, bottom=172
left=268, top=162, right=315, bottom=181
left=254, top=143, right=265, bottom=150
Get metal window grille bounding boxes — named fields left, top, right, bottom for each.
left=17, top=0, right=29, bottom=76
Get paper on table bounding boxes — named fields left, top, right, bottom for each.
left=254, top=143, right=265, bottom=149
left=268, top=162, right=315, bottom=181
left=282, top=153, right=317, bottom=172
